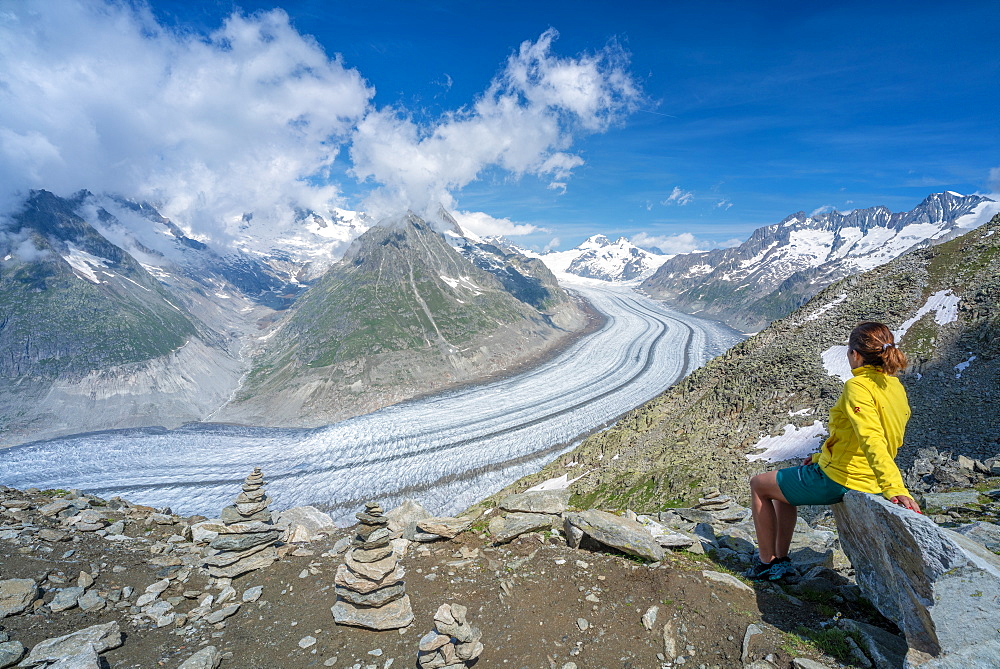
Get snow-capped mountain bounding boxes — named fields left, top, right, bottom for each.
left=533, top=234, right=671, bottom=282
left=641, top=191, right=1000, bottom=331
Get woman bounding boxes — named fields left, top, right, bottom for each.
left=746, top=321, right=921, bottom=581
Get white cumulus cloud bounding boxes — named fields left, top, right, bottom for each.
left=632, top=231, right=704, bottom=254
left=451, top=210, right=546, bottom=237
left=0, top=1, right=373, bottom=241
left=349, top=28, right=642, bottom=220
left=988, top=166, right=1000, bottom=194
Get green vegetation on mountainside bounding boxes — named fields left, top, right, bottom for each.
left=498, top=215, right=1000, bottom=512
left=242, top=215, right=548, bottom=393
left=0, top=191, right=199, bottom=380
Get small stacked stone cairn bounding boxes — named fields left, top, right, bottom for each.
left=417, top=603, right=484, bottom=668
left=202, top=468, right=281, bottom=578
left=331, top=501, right=413, bottom=630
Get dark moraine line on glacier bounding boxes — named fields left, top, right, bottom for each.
left=0, top=283, right=743, bottom=522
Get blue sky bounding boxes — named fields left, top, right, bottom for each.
left=2, top=1, right=998, bottom=253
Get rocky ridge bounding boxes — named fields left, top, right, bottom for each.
left=500, top=213, right=1000, bottom=511
left=641, top=191, right=998, bottom=331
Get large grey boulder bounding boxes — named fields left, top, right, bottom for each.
left=18, top=621, right=122, bottom=667
left=564, top=510, right=664, bottom=561
left=833, top=491, right=1000, bottom=668
left=499, top=489, right=570, bottom=515
left=0, top=579, right=37, bottom=619
left=490, top=512, right=555, bottom=544
left=384, top=499, right=432, bottom=535
left=274, top=506, right=337, bottom=543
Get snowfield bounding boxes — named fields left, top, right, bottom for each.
left=0, top=282, right=742, bottom=524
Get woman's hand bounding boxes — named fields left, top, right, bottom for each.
left=802, top=455, right=813, bottom=466
left=890, top=495, right=921, bottom=513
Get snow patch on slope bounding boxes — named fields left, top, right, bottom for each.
left=819, top=289, right=962, bottom=382
left=747, top=421, right=827, bottom=462
left=893, top=289, right=960, bottom=337
left=62, top=245, right=112, bottom=284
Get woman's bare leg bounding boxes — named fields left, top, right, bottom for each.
left=749, top=470, right=796, bottom=563
left=772, top=498, right=797, bottom=560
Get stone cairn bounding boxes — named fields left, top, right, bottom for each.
left=202, top=468, right=280, bottom=578
left=331, top=501, right=413, bottom=630
left=417, top=603, right=484, bottom=668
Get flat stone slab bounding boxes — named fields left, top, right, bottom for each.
left=335, top=582, right=406, bottom=607
left=499, top=489, right=570, bottom=515
left=701, top=570, right=754, bottom=593
left=564, top=510, right=664, bottom=562
left=919, top=490, right=983, bottom=509
left=332, top=593, right=413, bottom=630
left=0, top=578, right=37, bottom=619
left=209, top=529, right=279, bottom=552
left=335, top=563, right=404, bottom=594
left=19, top=621, right=122, bottom=667
left=833, top=490, right=1000, bottom=667
left=492, top=513, right=555, bottom=544
left=345, top=551, right=399, bottom=581
left=416, top=517, right=472, bottom=539
left=206, top=545, right=278, bottom=579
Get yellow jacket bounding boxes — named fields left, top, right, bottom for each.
left=817, top=366, right=911, bottom=499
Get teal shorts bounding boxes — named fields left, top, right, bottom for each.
left=776, top=463, right=850, bottom=506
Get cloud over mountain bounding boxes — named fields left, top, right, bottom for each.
left=349, top=28, right=642, bottom=219
left=0, top=2, right=373, bottom=241
left=1, top=4, right=641, bottom=246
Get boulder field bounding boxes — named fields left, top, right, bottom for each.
left=1, top=476, right=999, bottom=668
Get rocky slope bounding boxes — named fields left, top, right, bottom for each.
left=216, top=214, right=590, bottom=426
left=498, top=213, right=1000, bottom=512
left=13, top=479, right=997, bottom=669
left=0, top=191, right=247, bottom=445
left=641, top=191, right=998, bottom=331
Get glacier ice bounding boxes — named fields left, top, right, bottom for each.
left=0, top=282, right=742, bottom=523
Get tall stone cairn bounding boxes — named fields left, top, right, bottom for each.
left=417, top=603, right=484, bottom=668
left=331, top=501, right=413, bottom=630
left=202, top=468, right=280, bottom=578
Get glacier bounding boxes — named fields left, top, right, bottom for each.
left=0, top=282, right=742, bottom=524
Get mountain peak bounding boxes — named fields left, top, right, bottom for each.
left=582, top=234, right=612, bottom=248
